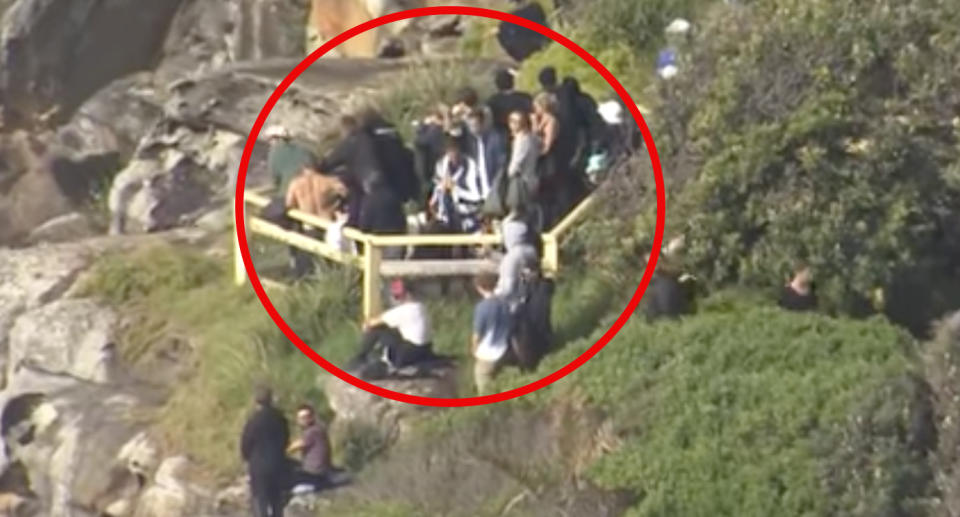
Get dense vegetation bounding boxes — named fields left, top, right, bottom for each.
left=72, top=0, right=960, bottom=514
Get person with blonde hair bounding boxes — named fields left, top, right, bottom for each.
left=531, top=92, right=562, bottom=229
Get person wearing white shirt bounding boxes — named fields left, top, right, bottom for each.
left=348, top=280, right=434, bottom=372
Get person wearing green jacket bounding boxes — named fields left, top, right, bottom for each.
left=265, top=125, right=317, bottom=194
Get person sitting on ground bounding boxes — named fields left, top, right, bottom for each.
left=779, top=262, right=817, bottom=312
left=430, top=137, right=484, bottom=233
left=494, top=210, right=540, bottom=304
left=486, top=68, right=533, bottom=138
left=240, top=385, right=290, bottom=517
left=266, top=126, right=317, bottom=195
left=471, top=273, right=514, bottom=395
left=357, top=174, right=408, bottom=260
left=287, top=404, right=332, bottom=494
left=464, top=108, right=507, bottom=200
left=285, top=167, right=348, bottom=278
left=349, top=280, right=434, bottom=373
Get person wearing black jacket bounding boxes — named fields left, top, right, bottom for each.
left=362, top=111, right=420, bottom=205
left=358, top=174, right=408, bottom=259
left=486, top=69, right=533, bottom=139
left=241, top=385, right=290, bottom=517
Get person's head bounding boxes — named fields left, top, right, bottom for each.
left=494, top=68, right=514, bottom=92
left=466, top=109, right=487, bottom=135
left=502, top=216, right=529, bottom=251
left=264, top=125, right=291, bottom=142
left=253, top=384, right=273, bottom=407
left=358, top=106, right=385, bottom=130
left=444, top=136, right=462, bottom=160
left=792, top=262, right=813, bottom=286
left=340, top=115, right=359, bottom=135
left=508, top=110, right=531, bottom=135
left=474, top=273, right=498, bottom=297
left=538, top=67, right=557, bottom=90
left=561, top=76, right=581, bottom=94
left=455, top=87, right=479, bottom=108
left=296, top=404, right=316, bottom=428
left=533, top=92, right=558, bottom=115
left=390, top=279, right=414, bottom=303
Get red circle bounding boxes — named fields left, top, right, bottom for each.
left=234, top=5, right=665, bottom=407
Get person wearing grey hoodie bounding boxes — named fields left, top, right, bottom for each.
left=494, top=210, right=540, bottom=304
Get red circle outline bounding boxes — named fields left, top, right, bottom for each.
left=234, top=5, right=665, bottom=407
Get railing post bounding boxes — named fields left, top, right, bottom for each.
left=362, top=240, right=382, bottom=321
left=542, top=234, right=559, bottom=276
left=234, top=201, right=247, bottom=287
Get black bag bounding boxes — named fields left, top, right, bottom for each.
left=483, top=169, right=511, bottom=218
left=510, top=271, right=555, bottom=371
left=497, top=3, right=550, bottom=61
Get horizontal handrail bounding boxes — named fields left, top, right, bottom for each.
left=547, top=193, right=595, bottom=241
left=248, top=216, right=363, bottom=268
left=244, top=190, right=370, bottom=243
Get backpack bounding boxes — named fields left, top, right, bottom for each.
left=371, top=128, right=419, bottom=204
left=510, top=269, right=555, bottom=371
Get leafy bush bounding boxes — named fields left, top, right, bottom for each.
left=645, top=0, right=960, bottom=332
left=568, top=300, right=934, bottom=516
left=923, top=311, right=960, bottom=516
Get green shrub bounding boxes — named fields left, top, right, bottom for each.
left=645, top=0, right=960, bottom=332
left=570, top=300, right=933, bottom=516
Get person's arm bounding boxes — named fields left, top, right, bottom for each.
left=454, top=159, right=484, bottom=204
left=471, top=332, right=479, bottom=356
left=318, top=136, right=352, bottom=173
left=542, top=117, right=559, bottom=154
left=240, top=415, right=256, bottom=462
left=507, top=135, right=529, bottom=177
left=285, top=178, right=298, bottom=209
left=287, top=438, right=304, bottom=455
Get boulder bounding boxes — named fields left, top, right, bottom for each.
left=0, top=371, right=157, bottom=517
left=321, top=364, right=457, bottom=439
left=157, top=0, right=310, bottom=83
left=26, top=212, right=97, bottom=244
left=0, top=0, right=183, bottom=127
left=133, top=456, right=211, bottom=517
left=7, top=298, right=119, bottom=385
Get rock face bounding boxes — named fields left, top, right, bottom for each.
left=322, top=365, right=457, bottom=440
left=0, top=0, right=185, bottom=127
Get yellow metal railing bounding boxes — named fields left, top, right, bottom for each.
left=236, top=188, right=595, bottom=320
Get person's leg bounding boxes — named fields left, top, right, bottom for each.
left=474, top=359, right=497, bottom=395
left=250, top=473, right=270, bottom=517
left=268, top=482, right=286, bottom=517
left=350, top=326, right=391, bottom=368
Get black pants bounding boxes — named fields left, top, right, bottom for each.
left=291, top=468, right=330, bottom=491
left=352, top=326, right=432, bottom=369
left=290, top=226, right=323, bottom=279
left=250, top=470, right=286, bottom=517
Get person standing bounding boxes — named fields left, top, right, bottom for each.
left=486, top=69, right=533, bottom=138
left=472, top=273, right=513, bottom=395
left=504, top=111, right=541, bottom=217
left=531, top=92, right=562, bottom=228
left=284, top=167, right=348, bottom=278
left=494, top=211, right=540, bottom=304
left=464, top=109, right=508, bottom=199
left=430, top=138, right=482, bottom=233
left=265, top=126, right=317, bottom=195
left=240, top=385, right=290, bottom=517
left=287, top=404, right=332, bottom=492
left=357, top=174, right=408, bottom=260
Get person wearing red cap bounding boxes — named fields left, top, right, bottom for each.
left=348, top=279, right=434, bottom=374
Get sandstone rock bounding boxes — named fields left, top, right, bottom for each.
left=157, top=0, right=310, bottom=84
left=7, top=298, right=119, bottom=385
left=26, top=212, right=97, bottom=244
left=133, top=457, right=210, bottom=517
left=0, top=0, right=183, bottom=127
left=321, top=364, right=457, bottom=439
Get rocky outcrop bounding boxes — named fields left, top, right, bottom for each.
left=0, top=0, right=185, bottom=128
left=322, top=365, right=457, bottom=441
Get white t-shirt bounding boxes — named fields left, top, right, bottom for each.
left=325, top=218, right=356, bottom=255
left=380, top=301, right=432, bottom=346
